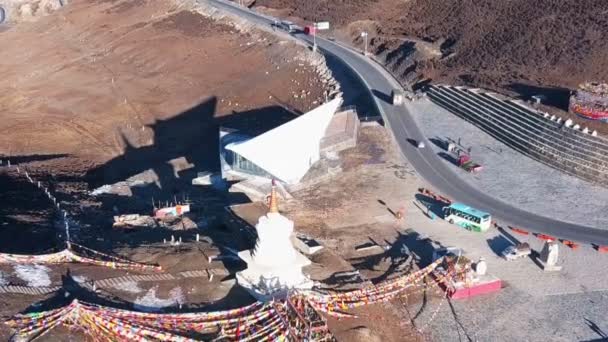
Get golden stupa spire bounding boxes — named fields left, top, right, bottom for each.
left=269, top=179, right=279, bottom=214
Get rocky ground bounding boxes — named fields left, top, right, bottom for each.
left=281, top=125, right=431, bottom=341
left=0, top=0, right=337, bottom=251
left=0, top=0, right=331, bottom=165
left=0, top=0, right=336, bottom=339
left=252, top=0, right=608, bottom=133
left=0, top=0, right=66, bottom=25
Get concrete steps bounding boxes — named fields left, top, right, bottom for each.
left=0, top=285, right=61, bottom=295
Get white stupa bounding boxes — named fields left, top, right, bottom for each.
left=236, top=181, right=313, bottom=301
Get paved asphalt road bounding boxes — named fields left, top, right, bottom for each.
left=206, top=0, right=608, bottom=245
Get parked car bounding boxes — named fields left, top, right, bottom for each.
left=501, top=243, right=531, bottom=260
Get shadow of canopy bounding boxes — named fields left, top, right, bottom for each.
left=86, top=97, right=300, bottom=192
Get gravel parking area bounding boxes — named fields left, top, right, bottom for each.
left=403, top=201, right=608, bottom=342
left=408, top=98, right=608, bottom=229
left=418, top=288, right=608, bottom=342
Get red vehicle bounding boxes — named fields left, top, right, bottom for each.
left=304, top=26, right=316, bottom=35
left=458, top=154, right=482, bottom=173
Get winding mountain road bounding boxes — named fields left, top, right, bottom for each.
left=206, top=0, right=608, bottom=245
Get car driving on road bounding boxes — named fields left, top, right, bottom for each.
left=279, top=20, right=298, bottom=33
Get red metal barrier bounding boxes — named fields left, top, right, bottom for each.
left=595, top=245, right=608, bottom=253
left=561, top=240, right=579, bottom=250
left=418, top=188, right=451, bottom=204
left=509, top=227, right=530, bottom=235
left=536, top=234, right=556, bottom=241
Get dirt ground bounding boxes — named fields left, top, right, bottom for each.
left=0, top=0, right=332, bottom=339
left=0, top=0, right=328, bottom=284
left=253, top=0, right=608, bottom=133
left=0, top=0, right=329, bottom=256
left=0, top=0, right=325, bottom=166
left=8, top=0, right=604, bottom=340
left=0, top=116, right=438, bottom=341
left=277, top=125, right=437, bottom=341
left=0, top=168, right=60, bottom=254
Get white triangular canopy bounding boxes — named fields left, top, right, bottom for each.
left=227, top=98, right=343, bottom=184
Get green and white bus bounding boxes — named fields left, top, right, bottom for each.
left=442, top=203, right=491, bottom=232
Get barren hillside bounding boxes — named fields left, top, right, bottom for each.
left=254, top=0, right=608, bottom=105
left=0, top=0, right=327, bottom=174
left=0, top=2, right=332, bottom=339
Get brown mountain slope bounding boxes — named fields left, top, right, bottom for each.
left=390, top=0, right=608, bottom=89
left=255, top=0, right=608, bottom=106
left=0, top=0, right=326, bottom=168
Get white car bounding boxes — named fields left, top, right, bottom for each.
left=501, top=243, right=531, bottom=261
left=280, top=20, right=298, bottom=33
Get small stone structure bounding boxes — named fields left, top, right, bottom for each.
left=539, top=241, right=562, bottom=272
left=113, top=214, right=157, bottom=229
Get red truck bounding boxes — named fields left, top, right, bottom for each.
left=458, top=154, right=482, bottom=173
left=304, top=26, right=316, bottom=35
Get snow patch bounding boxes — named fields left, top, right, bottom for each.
left=14, top=265, right=51, bottom=287
left=117, top=280, right=143, bottom=294
left=90, top=184, right=112, bottom=196
left=133, top=286, right=184, bottom=312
